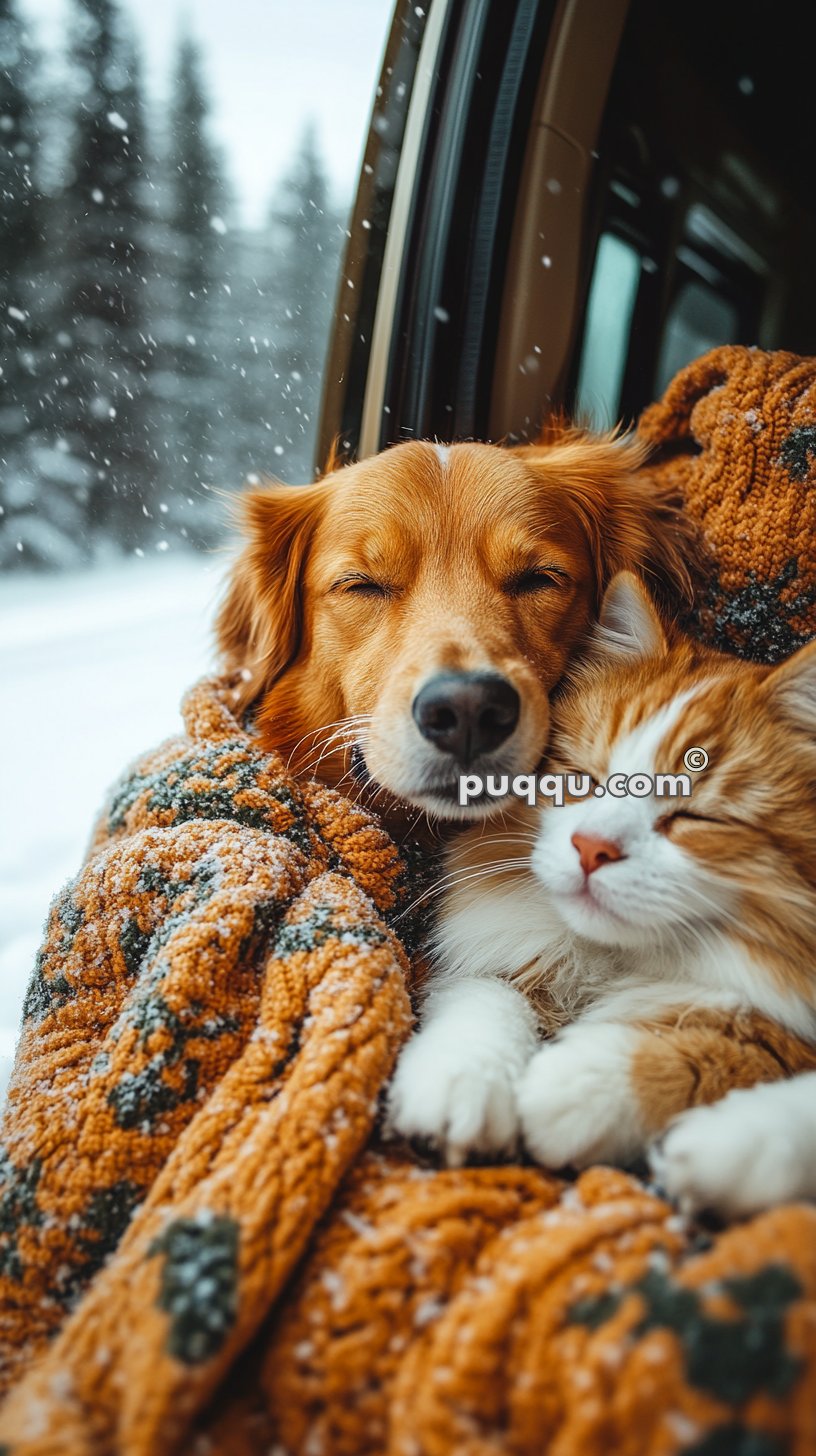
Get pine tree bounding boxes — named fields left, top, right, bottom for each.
left=0, top=0, right=55, bottom=567
left=266, top=124, right=345, bottom=481
left=154, top=32, right=229, bottom=546
left=0, top=0, right=40, bottom=388
left=213, top=229, right=287, bottom=490
left=47, top=0, right=155, bottom=554
left=0, top=36, right=350, bottom=566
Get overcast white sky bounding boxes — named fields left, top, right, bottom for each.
left=19, top=0, right=394, bottom=227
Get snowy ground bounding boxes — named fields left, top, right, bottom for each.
left=0, top=552, right=226, bottom=1096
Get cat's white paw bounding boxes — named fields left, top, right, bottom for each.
left=386, top=1033, right=521, bottom=1167
left=652, top=1086, right=815, bottom=1219
left=518, top=1024, right=644, bottom=1168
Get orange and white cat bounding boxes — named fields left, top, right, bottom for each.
left=386, top=573, right=816, bottom=1216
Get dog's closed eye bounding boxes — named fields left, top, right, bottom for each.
left=505, top=566, right=570, bottom=596
left=331, top=574, right=393, bottom=599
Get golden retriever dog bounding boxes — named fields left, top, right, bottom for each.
left=216, top=427, right=689, bottom=838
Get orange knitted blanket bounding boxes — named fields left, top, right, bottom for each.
left=2, top=348, right=816, bottom=1455
left=638, top=345, right=816, bottom=659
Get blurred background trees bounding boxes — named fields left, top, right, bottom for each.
left=0, top=0, right=346, bottom=569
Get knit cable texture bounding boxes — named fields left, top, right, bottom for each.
left=638, top=345, right=816, bottom=660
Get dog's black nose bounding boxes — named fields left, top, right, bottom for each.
left=412, top=672, right=520, bottom=763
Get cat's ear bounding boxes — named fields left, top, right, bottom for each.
left=763, top=638, right=816, bottom=730
left=591, top=571, right=668, bottom=661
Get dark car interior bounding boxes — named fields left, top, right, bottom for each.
left=318, top=0, right=816, bottom=466
left=571, top=0, right=816, bottom=427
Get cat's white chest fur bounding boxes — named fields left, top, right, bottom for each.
left=432, top=871, right=624, bottom=1023
left=386, top=570, right=816, bottom=1214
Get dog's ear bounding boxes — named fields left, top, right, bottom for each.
left=216, top=480, right=327, bottom=710
left=510, top=425, right=695, bottom=610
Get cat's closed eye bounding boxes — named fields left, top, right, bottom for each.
left=655, top=809, right=721, bottom=834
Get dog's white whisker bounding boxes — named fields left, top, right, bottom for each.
left=285, top=716, right=368, bottom=773
left=289, top=714, right=373, bottom=776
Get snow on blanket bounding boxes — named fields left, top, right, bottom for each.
left=0, top=555, right=218, bottom=1100
left=0, top=673, right=815, bottom=1456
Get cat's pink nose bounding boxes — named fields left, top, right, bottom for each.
left=571, top=832, right=625, bottom=876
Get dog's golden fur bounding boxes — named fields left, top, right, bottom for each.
left=217, top=429, right=691, bottom=833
